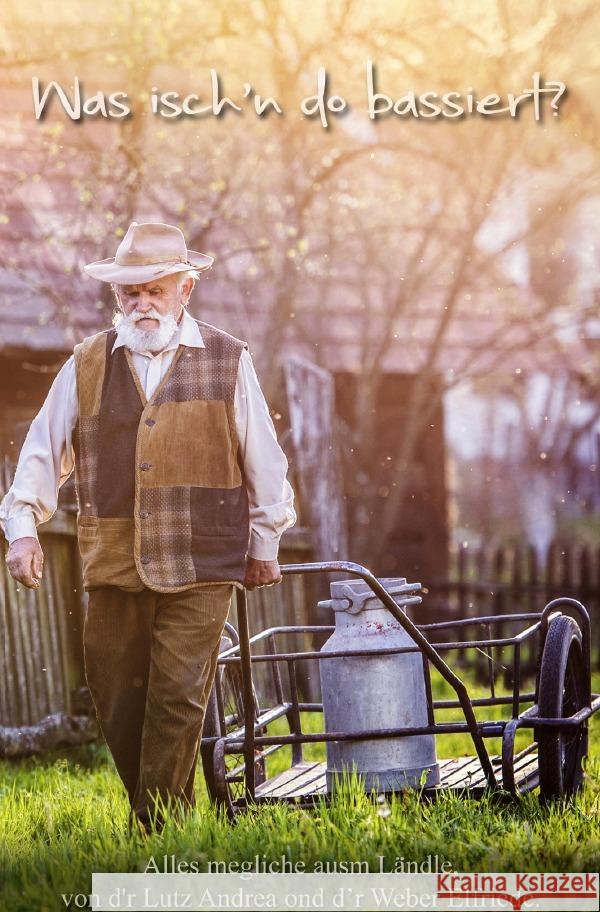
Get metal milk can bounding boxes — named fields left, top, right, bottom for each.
left=319, top=577, right=440, bottom=792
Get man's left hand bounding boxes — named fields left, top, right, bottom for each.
left=244, top=557, right=282, bottom=590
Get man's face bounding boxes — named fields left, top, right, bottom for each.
left=115, top=273, right=193, bottom=330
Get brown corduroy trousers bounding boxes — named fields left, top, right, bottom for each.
left=83, top=583, right=233, bottom=831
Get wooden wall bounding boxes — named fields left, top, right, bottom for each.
left=0, top=351, right=68, bottom=465
left=334, top=370, right=449, bottom=583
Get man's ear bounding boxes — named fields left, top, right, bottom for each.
left=111, top=285, right=126, bottom=322
left=181, top=276, right=195, bottom=305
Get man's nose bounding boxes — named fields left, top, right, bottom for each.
left=135, top=298, right=154, bottom=312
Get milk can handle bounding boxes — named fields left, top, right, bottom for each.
left=317, top=592, right=422, bottom=615
left=317, top=598, right=347, bottom=611
left=342, top=581, right=421, bottom=613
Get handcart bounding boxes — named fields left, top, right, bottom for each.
left=200, top=561, right=600, bottom=816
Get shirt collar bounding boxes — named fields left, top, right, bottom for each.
left=111, top=307, right=205, bottom=356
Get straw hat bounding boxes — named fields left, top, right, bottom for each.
left=83, top=221, right=214, bottom=284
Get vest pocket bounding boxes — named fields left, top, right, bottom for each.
left=77, top=517, right=141, bottom=589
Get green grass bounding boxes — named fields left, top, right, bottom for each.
left=1, top=672, right=599, bottom=911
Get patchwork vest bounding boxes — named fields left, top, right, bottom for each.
left=72, top=321, right=250, bottom=592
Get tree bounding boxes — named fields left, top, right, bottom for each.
left=2, top=0, right=600, bottom=570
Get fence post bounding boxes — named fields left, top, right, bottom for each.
left=507, top=546, right=523, bottom=685
left=546, top=540, right=559, bottom=608
left=473, top=545, right=488, bottom=682
left=493, top=544, right=506, bottom=636
left=525, top=545, right=540, bottom=676
left=457, top=543, right=468, bottom=666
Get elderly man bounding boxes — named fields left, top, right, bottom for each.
left=0, top=221, right=296, bottom=832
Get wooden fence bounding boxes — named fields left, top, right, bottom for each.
left=1, top=511, right=87, bottom=727
left=424, top=541, right=600, bottom=670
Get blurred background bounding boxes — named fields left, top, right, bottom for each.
left=2, top=2, right=600, bottom=727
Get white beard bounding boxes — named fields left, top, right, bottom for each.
left=114, top=307, right=179, bottom=353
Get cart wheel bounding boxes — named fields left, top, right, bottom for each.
left=200, top=634, right=232, bottom=802
left=201, top=637, right=266, bottom=807
left=537, top=615, right=588, bottom=800
left=200, top=686, right=222, bottom=802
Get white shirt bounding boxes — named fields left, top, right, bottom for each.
left=0, top=309, right=297, bottom=561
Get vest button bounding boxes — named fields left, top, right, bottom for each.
left=140, top=510, right=151, bottom=519
left=145, top=418, right=156, bottom=427
left=139, top=462, right=151, bottom=471
left=140, top=556, right=151, bottom=565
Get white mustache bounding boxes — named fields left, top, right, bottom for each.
left=131, top=309, right=162, bottom=322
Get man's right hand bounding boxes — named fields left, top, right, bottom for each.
left=6, top=536, right=44, bottom=589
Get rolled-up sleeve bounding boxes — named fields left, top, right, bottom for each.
left=0, top=355, right=78, bottom=544
left=235, top=348, right=297, bottom=561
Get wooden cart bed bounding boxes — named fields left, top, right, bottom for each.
left=246, top=752, right=540, bottom=804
